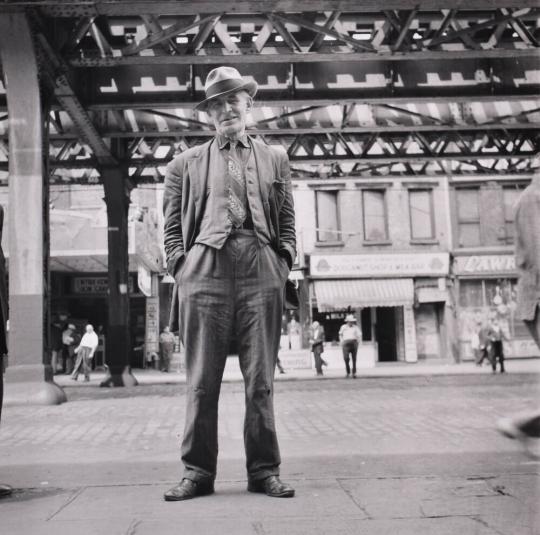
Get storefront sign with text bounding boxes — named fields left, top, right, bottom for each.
left=454, top=255, right=516, bottom=275
left=310, top=253, right=449, bottom=278
left=72, top=276, right=135, bottom=294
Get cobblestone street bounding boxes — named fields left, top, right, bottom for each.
left=1, top=373, right=539, bottom=534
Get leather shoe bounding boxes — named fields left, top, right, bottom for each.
left=247, top=476, right=295, bottom=498
left=163, top=478, right=214, bottom=501
left=0, top=484, right=13, bottom=498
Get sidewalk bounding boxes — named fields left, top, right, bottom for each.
left=54, top=355, right=540, bottom=388
left=1, top=371, right=539, bottom=534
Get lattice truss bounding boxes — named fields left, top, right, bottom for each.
left=0, top=1, right=539, bottom=183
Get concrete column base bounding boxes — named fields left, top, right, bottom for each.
left=3, top=378, right=66, bottom=406
left=99, top=367, right=138, bottom=388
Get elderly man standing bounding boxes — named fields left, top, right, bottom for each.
left=163, top=67, right=296, bottom=500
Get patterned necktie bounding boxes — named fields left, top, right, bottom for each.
left=227, top=140, right=247, bottom=228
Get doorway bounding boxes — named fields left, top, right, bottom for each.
left=376, top=307, right=397, bottom=362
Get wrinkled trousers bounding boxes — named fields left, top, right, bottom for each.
left=71, top=346, right=92, bottom=380
left=177, top=230, right=289, bottom=484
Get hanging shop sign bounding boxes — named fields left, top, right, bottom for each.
left=454, top=255, right=516, bottom=276
left=310, top=253, right=449, bottom=278
left=137, top=265, right=152, bottom=297
left=403, top=305, right=418, bottom=363
left=72, top=276, right=135, bottom=295
left=145, top=297, right=159, bottom=355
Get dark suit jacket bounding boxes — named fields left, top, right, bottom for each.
left=309, top=326, right=325, bottom=349
left=0, top=206, right=7, bottom=356
left=514, top=178, right=540, bottom=321
left=163, top=137, right=296, bottom=329
left=163, top=136, right=296, bottom=277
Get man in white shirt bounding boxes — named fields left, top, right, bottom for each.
left=339, top=314, right=362, bottom=378
left=71, top=324, right=99, bottom=382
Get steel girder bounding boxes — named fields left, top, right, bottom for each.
left=0, top=2, right=538, bottom=183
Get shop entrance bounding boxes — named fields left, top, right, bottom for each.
left=376, top=307, right=397, bottom=362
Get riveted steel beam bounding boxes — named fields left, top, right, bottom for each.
left=68, top=47, right=539, bottom=67
left=14, top=1, right=538, bottom=18
left=30, top=15, right=117, bottom=166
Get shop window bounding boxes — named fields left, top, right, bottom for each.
left=456, top=188, right=480, bottom=247
left=362, top=189, right=388, bottom=242
left=315, top=190, right=341, bottom=243
left=408, top=189, right=435, bottom=240
left=458, top=278, right=528, bottom=343
left=502, top=185, right=526, bottom=244
left=459, top=280, right=484, bottom=307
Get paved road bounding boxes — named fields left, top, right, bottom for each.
left=0, top=374, right=539, bottom=534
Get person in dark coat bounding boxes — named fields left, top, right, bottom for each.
left=496, top=172, right=540, bottom=456
left=162, top=67, right=296, bottom=501
left=308, top=321, right=326, bottom=376
left=0, top=205, right=12, bottom=497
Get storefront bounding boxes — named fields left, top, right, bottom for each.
left=453, top=253, right=538, bottom=360
left=47, top=202, right=164, bottom=369
left=51, top=272, right=149, bottom=368
left=309, top=252, right=450, bottom=364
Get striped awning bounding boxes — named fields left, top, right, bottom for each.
left=313, top=278, right=414, bottom=311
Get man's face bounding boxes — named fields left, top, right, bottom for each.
left=206, top=90, right=252, bottom=138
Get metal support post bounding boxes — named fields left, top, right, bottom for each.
left=99, top=166, right=137, bottom=387
left=0, top=12, right=66, bottom=405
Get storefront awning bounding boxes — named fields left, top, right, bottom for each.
left=313, top=278, right=414, bottom=311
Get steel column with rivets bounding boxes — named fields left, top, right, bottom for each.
left=0, top=12, right=66, bottom=405
left=99, top=163, right=137, bottom=388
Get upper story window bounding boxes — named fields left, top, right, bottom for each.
left=502, top=185, right=525, bottom=244
left=362, top=189, right=388, bottom=242
left=315, top=190, right=341, bottom=243
left=408, top=188, right=435, bottom=241
left=456, top=188, right=480, bottom=247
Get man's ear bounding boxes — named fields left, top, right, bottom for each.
left=246, top=95, right=253, bottom=111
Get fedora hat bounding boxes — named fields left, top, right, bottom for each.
left=196, top=66, right=258, bottom=112
left=345, top=314, right=357, bottom=322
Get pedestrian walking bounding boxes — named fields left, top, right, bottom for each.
left=487, top=317, right=507, bottom=373
left=308, top=320, right=326, bottom=376
left=50, top=319, right=63, bottom=374
left=163, top=66, right=296, bottom=501
left=473, top=323, right=491, bottom=366
left=159, top=326, right=175, bottom=373
left=71, top=324, right=99, bottom=382
left=497, top=172, right=540, bottom=457
left=61, top=323, right=76, bottom=374
left=339, top=314, right=362, bottom=378
left=287, top=317, right=301, bottom=350
left=0, top=205, right=12, bottom=498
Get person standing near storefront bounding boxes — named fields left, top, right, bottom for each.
left=473, top=322, right=491, bottom=366
left=159, top=326, right=175, bottom=373
left=163, top=66, right=296, bottom=501
left=308, top=320, right=326, bottom=376
left=50, top=319, right=63, bottom=374
left=61, top=323, right=76, bottom=374
left=339, top=314, right=362, bottom=378
left=487, top=316, right=508, bottom=373
left=0, top=205, right=12, bottom=498
left=71, top=324, right=99, bottom=382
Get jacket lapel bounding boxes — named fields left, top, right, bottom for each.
left=251, top=138, right=276, bottom=203
left=187, top=140, right=212, bottom=220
